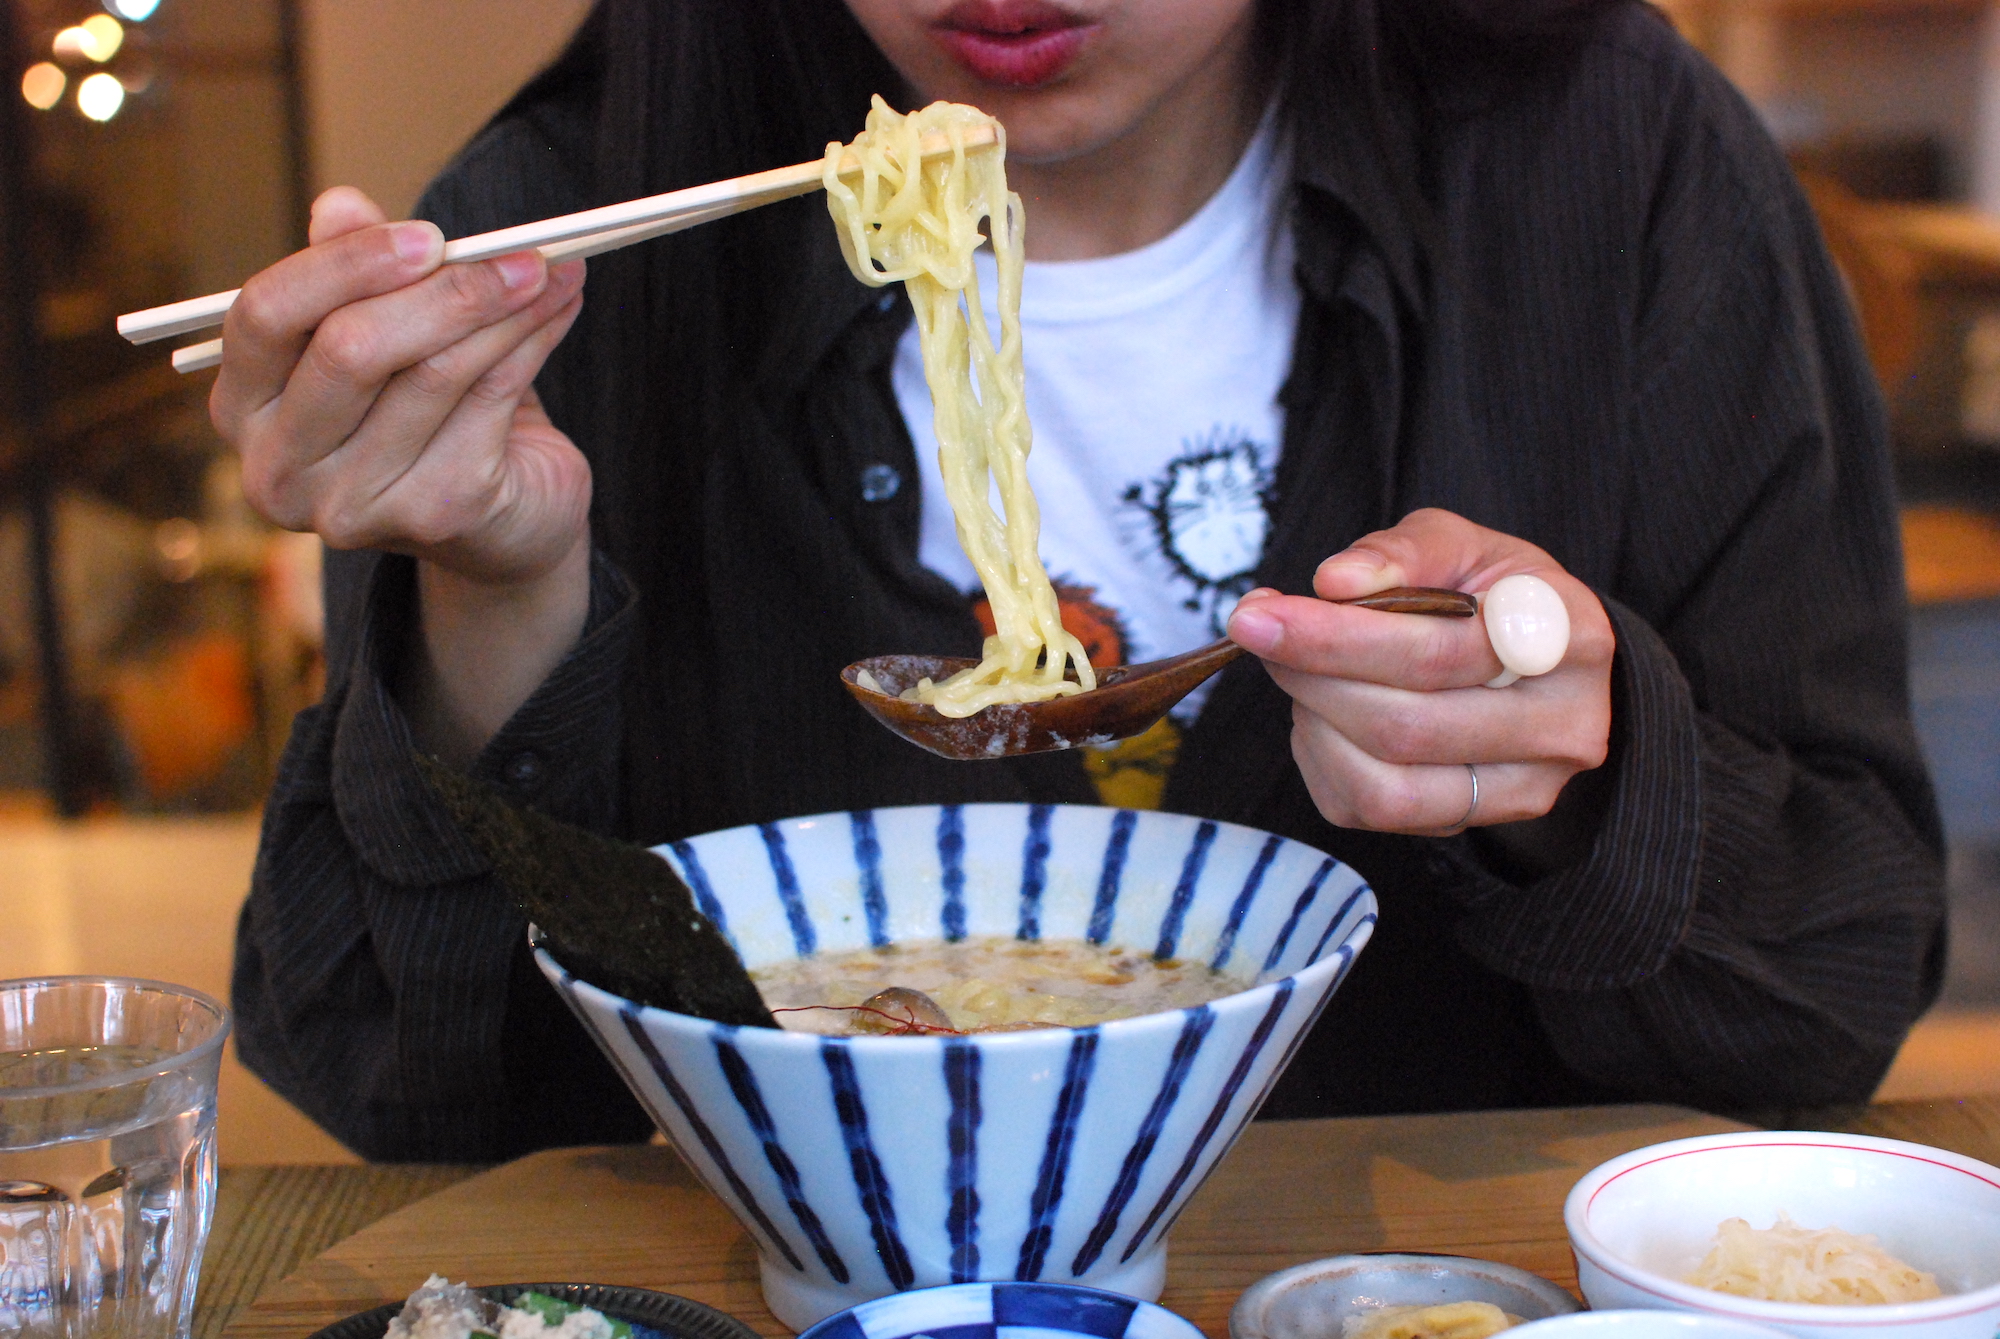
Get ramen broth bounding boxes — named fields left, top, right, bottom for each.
left=752, top=937, right=1250, bottom=1035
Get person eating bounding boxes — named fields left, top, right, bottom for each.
left=216, top=0, right=1945, bottom=1160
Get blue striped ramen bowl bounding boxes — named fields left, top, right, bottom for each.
left=533, top=803, right=1377, bottom=1331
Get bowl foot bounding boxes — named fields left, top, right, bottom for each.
left=757, top=1247, right=1171, bottom=1331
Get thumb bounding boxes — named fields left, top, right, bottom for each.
left=1311, top=546, right=1408, bottom=602
left=1312, top=507, right=1521, bottom=602
left=308, top=186, right=390, bottom=247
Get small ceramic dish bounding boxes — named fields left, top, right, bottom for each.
left=1564, top=1130, right=2000, bottom=1339
left=1228, top=1252, right=1581, bottom=1339
left=799, top=1281, right=1205, bottom=1339
left=304, top=1282, right=760, bottom=1339
left=1509, top=1311, right=1791, bottom=1339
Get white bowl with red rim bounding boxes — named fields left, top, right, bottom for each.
left=1511, top=1310, right=1794, bottom=1339
left=1564, top=1131, right=2000, bottom=1339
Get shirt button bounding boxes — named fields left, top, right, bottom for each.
left=859, top=463, right=902, bottom=502
left=504, top=751, right=544, bottom=788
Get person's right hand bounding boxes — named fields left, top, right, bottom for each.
left=212, top=186, right=594, bottom=764
left=212, top=186, right=591, bottom=588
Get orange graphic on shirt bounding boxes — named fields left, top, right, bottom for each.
left=972, top=581, right=1129, bottom=668
left=970, top=582, right=1179, bottom=807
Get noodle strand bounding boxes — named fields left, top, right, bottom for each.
left=826, top=98, right=1095, bottom=718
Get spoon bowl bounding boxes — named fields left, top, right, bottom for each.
left=843, top=639, right=1242, bottom=760
left=843, top=587, right=1477, bottom=761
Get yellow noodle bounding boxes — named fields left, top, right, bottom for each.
left=825, top=97, right=1094, bottom=718
left=1686, top=1214, right=1941, bottom=1305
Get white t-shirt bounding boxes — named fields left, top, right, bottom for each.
left=895, top=118, right=1299, bottom=713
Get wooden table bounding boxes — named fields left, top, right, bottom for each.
left=207, top=1097, right=2000, bottom=1339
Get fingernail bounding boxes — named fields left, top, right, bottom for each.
left=1320, top=549, right=1384, bottom=575
left=1238, top=586, right=1280, bottom=603
left=391, top=221, right=441, bottom=265
left=1229, top=604, right=1282, bottom=654
left=495, top=251, right=543, bottom=290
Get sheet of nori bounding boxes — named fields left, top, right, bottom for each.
left=417, top=754, right=777, bottom=1027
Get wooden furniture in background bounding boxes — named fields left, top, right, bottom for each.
left=1793, top=178, right=2000, bottom=603
left=1799, top=172, right=1927, bottom=388
left=1656, top=0, right=1991, bottom=114
left=1903, top=504, right=2000, bottom=600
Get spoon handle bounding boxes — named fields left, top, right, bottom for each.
left=1339, top=586, right=1477, bottom=617
left=1129, top=588, right=1474, bottom=691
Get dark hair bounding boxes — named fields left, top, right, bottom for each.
left=505, top=0, right=1623, bottom=835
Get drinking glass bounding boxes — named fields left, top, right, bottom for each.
left=0, top=977, right=230, bottom=1339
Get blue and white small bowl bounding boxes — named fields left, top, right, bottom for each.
left=535, top=803, right=1376, bottom=1330
left=799, top=1282, right=1204, bottom=1339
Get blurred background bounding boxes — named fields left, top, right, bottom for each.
left=1, top=0, right=1996, bottom=1166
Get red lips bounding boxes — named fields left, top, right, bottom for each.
left=931, top=0, right=1098, bottom=88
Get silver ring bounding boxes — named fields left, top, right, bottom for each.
left=1454, top=763, right=1479, bottom=830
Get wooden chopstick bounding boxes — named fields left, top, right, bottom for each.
left=172, top=339, right=226, bottom=374
left=125, top=210, right=735, bottom=350
left=123, top=205, right=747, bottom=350
left=165, top=209, right=739, bottom=374
left=120, top=123, right=997, bottom=371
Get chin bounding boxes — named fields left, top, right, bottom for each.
left=914, top=81, right=1139, bottom=165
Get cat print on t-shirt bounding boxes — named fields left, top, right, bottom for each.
left=1121, top=428, right=1276, bottom=636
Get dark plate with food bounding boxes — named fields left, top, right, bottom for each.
left=305, top=1278, right=761, bottom=1339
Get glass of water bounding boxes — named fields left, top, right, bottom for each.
left=0, top=977, right=230, bottom=1339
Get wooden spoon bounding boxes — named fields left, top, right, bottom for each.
left=842, top=587, right=1477, bottom=761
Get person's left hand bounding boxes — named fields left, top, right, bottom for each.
left=1225, top=508, right=1614, bottom=838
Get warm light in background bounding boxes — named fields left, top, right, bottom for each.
left=76, top=71, right=125, bottom=121
left=21, top=62, right=66, bottom=111
left=108, top=0, right=161, bottom=18
left=83, top=14, right=126, bottom=58
left=54, top=15, right=125, bottom=62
